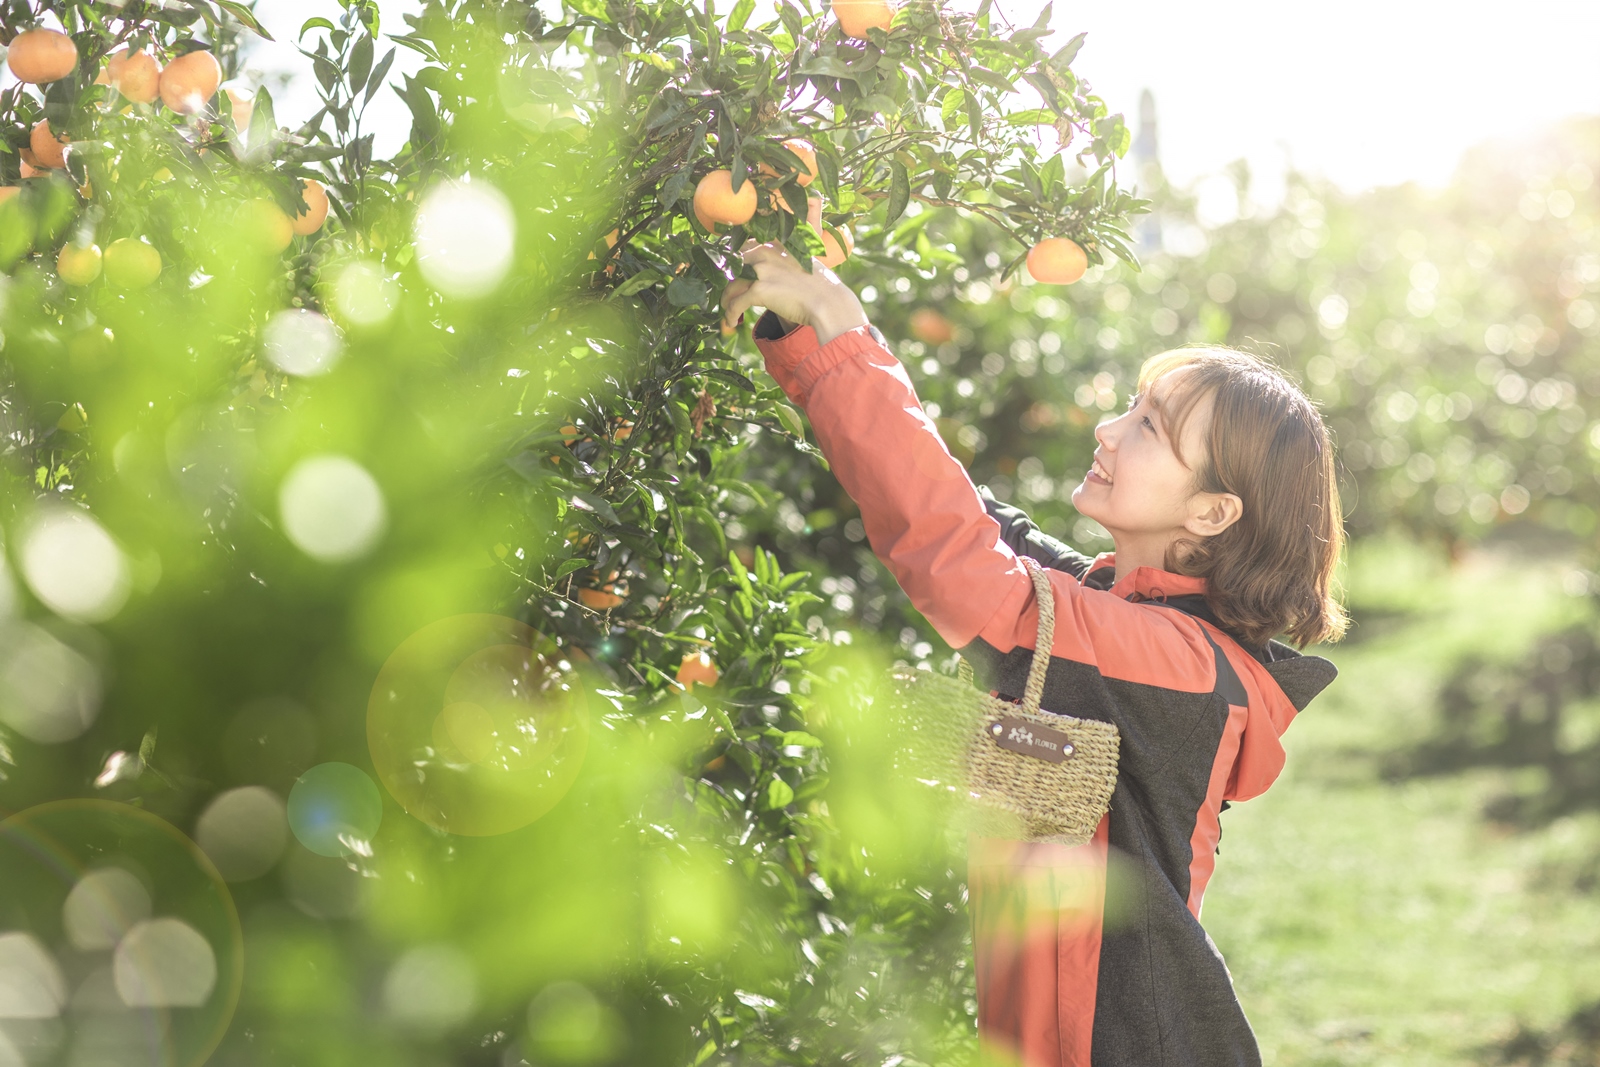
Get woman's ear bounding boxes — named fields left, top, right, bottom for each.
left=1184, top=491, right=1243, bottom=539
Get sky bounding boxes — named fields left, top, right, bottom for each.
left=243, top=0, right=1600, bottom=209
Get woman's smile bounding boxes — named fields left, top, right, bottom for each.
left=1085, top=454, right=1114, bottom=486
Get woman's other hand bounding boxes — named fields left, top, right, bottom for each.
left=721, top=240, right=869, bottom=347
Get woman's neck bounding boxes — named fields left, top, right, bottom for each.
left=1110, top=531, right=1185, bottom=583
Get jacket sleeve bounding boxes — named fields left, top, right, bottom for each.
left=978, top=487, right=1097, bottom=579
left=752, top=314, right=1213, bottom=684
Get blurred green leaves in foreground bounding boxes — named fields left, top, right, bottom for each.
left=1, top=0, right=1598, bottom=1063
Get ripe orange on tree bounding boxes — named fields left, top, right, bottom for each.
left=106, top=49, right=161, bottom=104
left=57, top=243, right=103, bottom=286
left=6, top=28, right=77, bottom=84
left=291, top=179, right=330, bottom=236
left=241, top=198, right=294, bottom=253
left=103, top=238, right=162, bottom=289
left=819, top=224, right=853, bottom=269
left=759, top=139, right=818, bottom=187
left=1026, top=237, right=1088, bottom=284
left=158, top=49, right=221, bottom=114
left=909, top=307, right=954, bottom=345
left=693, top=169, right=757, bottom=229
left=577, top=585, right=626, bottom=610
left=833, top=0, right=895, bottom=38
left=29, top=121, right=68, bottom=169
left=677, top=651, right=721, bottom=689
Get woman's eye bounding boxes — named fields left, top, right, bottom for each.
left=1141, top=415, right=1155, bottom=431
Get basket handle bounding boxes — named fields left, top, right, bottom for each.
left=1018, top=556, right=1056, bottom=714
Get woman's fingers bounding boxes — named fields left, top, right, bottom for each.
left=720, top=278, right=767, bottom=327
left=740, top=241, right=796, bottom=275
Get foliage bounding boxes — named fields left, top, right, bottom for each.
left=0, top=0, right=1144, bottom=1063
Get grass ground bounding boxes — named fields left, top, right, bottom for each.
left=1204, top=538, right=1600, bottom=1065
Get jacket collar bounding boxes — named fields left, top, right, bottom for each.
left=1082, top=554, right=1209, bottom=603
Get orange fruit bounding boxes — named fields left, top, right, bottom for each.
left=819, top=224, right=853, bottom=269
left=225, top=87, right=254, bottom=130
left=291, top=179, right=330, bottom=236
left=6, top=28, right=77, bottom=84
left=559, top=424, right=580, bottom=443
left=107, top=49, right=161, bottom=104
left=57, top=242, right=103, bottom=286
left=760, top=138, right=818, bottom=187
left=834, top=0, right=895, bottom=38
left=677, top=651, right=720, bottom=689
left=612, top=420, right=633, bottom=442
left=577, top=586, right=625, bottom=610
left=19, top=152, right=44, bottom=179
left=692, top=169, right=758, bottom=229
left=29, top=120, right=68, bottom=170
left=1026, top=237, right=1088, bottom=284
left=241, top=198, right=294, bottom=252
left=103, top=238, right=162, bottom=289
left=909, top=307, right=954, bottom=345
left=158, top=49, right=221, bottom=114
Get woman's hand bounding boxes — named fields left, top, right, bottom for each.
left=721, top=240, right=869, bottom=347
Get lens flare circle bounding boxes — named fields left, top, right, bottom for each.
left=286, top=763, right=383, bottom=858
left=413, top=180, right=516, bottom=299
left=0, top=800, right=242, bottom=1067
left=368, top=615, right=589, bottom=836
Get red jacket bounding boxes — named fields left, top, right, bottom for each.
left=755, top=316, right=1336, bottom=1066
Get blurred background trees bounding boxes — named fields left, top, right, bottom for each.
left=2, top=0, right=1599, bottom=1064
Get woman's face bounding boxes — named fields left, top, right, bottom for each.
left=1070, top=368, right=1220, bottom=560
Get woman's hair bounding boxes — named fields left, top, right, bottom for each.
left=1139, top=346, right=1347, bottom=648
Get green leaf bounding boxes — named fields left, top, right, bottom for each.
left=661, top=166, right=694, bottom=207
left=349, top=34, right=374, bottom=94
left=885, top=160, right=910, bottom=225
left=364, top=46, right=397, bottom=105
left=763, top=776, right=795, bottom=810
left=781, top=731, right=823, bottom=748
left=215, top=0, right=274, bottom=39
left=940, top=88, right=965, bottom=129
left=704, top=367, right=756, bottom=393
left=552, top=557, right=590, bottom=580
left=785, top=222, right=827, bottom=265
left=774, top=403, right=806, bottom=440
left=1051, top=30, right=1087, bottom=71
left=667, top=276, right=709, bottom=308
left=299, top=16, right=336, bottom=38
left=612, top=269, right=665, bottom=298
left=728, top=0, right=756, bottom=33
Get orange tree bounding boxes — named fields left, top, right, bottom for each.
left=0, top=0, right=1147, bottom=1062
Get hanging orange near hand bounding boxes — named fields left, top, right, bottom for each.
left=106, top=49, right=162, bottom=104
left=834, top=0, right=895, bottom=38
left=7, top=28, right=78, bottom=84
left=1026, top=237, right=1088, bottom=285
left=291, top=179, right=330, bottom=236
left=103, top=238, right=163, bottom=289
left=693, top=169, right=758, bottom=229
left=158, top=49, right=221, bottom=114
left=29, top=121, right=68, bottom=170
left=677, top=651, right=721, bottom=689
left=819, top=224, right=853, bottom=269
left=759, top=139, right=818, bottom=187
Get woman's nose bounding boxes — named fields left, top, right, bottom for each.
left=1094, top=412, right=1123, bottom=450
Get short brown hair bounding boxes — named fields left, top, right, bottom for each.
left=1139, top=347, right=1347, bottom=648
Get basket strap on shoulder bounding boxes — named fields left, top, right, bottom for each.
left=1018, top=557, right=1054, bottom=714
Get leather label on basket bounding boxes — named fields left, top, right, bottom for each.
left=988, top=717, right=1075, bottom=763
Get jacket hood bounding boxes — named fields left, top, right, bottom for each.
left=1084, top=555, right=1337, bottom=802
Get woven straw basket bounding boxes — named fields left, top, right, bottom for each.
left=886, top=557, right=1120, bottom=846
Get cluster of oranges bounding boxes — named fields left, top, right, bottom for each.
left=3, top=27, right=334, bottom=289
left=691, top=138, right=854, bottom=269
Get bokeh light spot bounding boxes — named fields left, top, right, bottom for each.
left=0, top=932, right=66, bottom=1019
left=286, top=763, right=383, bottom=857
left=368, top=615, right=589, bottom=836
left=195, top=787, right=289, bottom=882
left=262, top=309, right=343, bottom=377
left=278, top=455, right=387, bottom=564
left=330, top=260, right=399, bottom=327
left=113, top=918, right=217, bottom=1008
left=382, top=943, right=478, bottom=1030
left=62, top=868, right=151, bottom=951
left=0, top=622, right=102, bottom=743
left=526, top=981, right=622, bottom=1064
left=413, top=180, right=516, bottom=299
left=17, top=509, right=130, bottom=623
